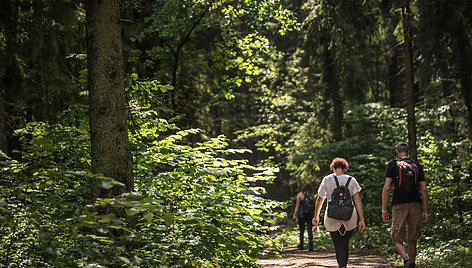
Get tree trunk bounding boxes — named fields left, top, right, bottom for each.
left=384, top=16, right=401, bottom=107
left=0, top=0, right=21, bottom=157
left=0, top=91, right=6, bottom=154
left=86, top=0, right=133, bottom=198
left=454, top=26, right=472, bottom=133
left=402, top=2, right=417, bottom=160
left=387, top=49, right=400, bottom=106
left=323, top=39, right=343, bottom=141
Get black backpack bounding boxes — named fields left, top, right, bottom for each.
left=327, top=175, right=354, bottom=221
left=299, top=195, right=315, bottom=218
left=394, top=158, right=419, bottom=194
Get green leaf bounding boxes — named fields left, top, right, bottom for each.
left=159, top=84, right=174, bottom=93
left=99, top=213, right=115, bottom=223
left=162, top=213, right=173, bottom=226
left=161, top=252, right=167, bottom=264
left=236, top=235, right=247, bottom=241
left=143, top=212, right=154, bottom=221
left=125, top=208, right=139, bottom=216
left=118, top=256, right=130, bottom=264
left=99, top=180, right=113, bottom=189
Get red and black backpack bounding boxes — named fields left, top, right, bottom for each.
left=394, top=158, right=419, bottom=194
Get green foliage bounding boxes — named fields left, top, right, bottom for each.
left=122, top=0, right=297, bottom=135
left=275, top=225, right=333, bottom=250
left=129, top=103, right=286, bottom=266
left=0, top=0, right=86, bottom=123
left=0, top=104, right=285, bottom=267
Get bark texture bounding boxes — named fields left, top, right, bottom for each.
left=323, top=38, right=343, bottom=142
left=402, top=2, right=417, bottom=160
left=0, top=91, right=6, bottom=154
left=455, top=25, right=472, bottom=133
left=86, top=0, right=133, bottom=198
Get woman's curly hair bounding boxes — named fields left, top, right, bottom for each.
left=329, top=157, right=349, bottom=171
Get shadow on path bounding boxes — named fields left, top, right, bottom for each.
left=257, top=247, right=401, bottom=268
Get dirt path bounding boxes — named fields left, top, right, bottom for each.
left=257, top=247, right=399, bottom=268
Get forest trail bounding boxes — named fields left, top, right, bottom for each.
left=257, top=247, right=399, bottom=268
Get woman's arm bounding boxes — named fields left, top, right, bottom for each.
left=353, top=192, right=365, bottom=234
left=312, top=195, right=325, bottom=226
left=292, top=193, right=301, bottom=220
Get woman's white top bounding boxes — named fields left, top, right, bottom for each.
left=318, top=174, right=362, bottom=232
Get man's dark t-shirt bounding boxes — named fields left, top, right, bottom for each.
left=385, top=158, right=425, bottom=205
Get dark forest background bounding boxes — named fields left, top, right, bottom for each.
left=1, top=0, right=471, bottom=267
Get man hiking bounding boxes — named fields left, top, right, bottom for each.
left=382, top=142, right=428, bottom=268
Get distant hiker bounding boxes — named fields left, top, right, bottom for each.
left=382, top=142, right=428, bottom=268
left=312, top=158, right=365, bottom=268
left=293, top=182, right=315, bottom=251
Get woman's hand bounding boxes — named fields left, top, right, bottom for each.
left=312, top=214, right=320, bottom=226
left=359, top=220, right=366, bottom=234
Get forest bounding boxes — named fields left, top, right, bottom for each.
left=0, top=0, right=471, bottom=267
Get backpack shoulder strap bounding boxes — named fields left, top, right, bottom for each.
left=345, top=176, right=352, bottom=188
left=333, top=175, right=340, bottom=188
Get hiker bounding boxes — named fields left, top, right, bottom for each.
left=382, top=142, right=428, bottom=268
left=312, top=158, right=365, bottom=268
left=293, top=182, right=315, bottom=251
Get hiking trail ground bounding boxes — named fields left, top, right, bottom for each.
left=257, top=247, right=401, bottom=268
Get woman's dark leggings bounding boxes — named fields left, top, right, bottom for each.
left=298, top=215, right=313, bottom=243
left=329, top=224, right=354, bottom=267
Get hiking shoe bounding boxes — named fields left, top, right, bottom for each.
left=404, top=259, right=415, bottom=268
left=297, top=243, right=304, bottom=250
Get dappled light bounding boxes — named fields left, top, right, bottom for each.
left=0, top=0, right=471, bottom=267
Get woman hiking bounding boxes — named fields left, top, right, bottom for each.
left=293, top=182, right=316, bottom=251
left=312, top=157, right=366, bottom=268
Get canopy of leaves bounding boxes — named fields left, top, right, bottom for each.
left=1, top=0, right=471, bottom=267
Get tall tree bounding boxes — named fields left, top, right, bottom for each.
left=454, top=25, right=472, bottom=132
left=86, top=0, right=133, bottom=197
left=382, top=8, right=402, bottom=107
left=416, top=0, right=472, bottom=133
left=303, top=0, right=378, bottom=142
left=402, top=0, right=417, bottom=160
left=0, top=91, right=5, bottom=154
left=0, top=1, right=23, bottom=156
left=321, top=35, right=343, bottom=141
left=0, top=0, right=84, bottom=156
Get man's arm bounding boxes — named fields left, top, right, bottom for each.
left=382, top=177, right=392, bottom=222
left=419, top=181, right=428, bottom=224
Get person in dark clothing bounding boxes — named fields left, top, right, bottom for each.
left=293, top=183, right=315, bottom=251
left=382, top=142, right=429, bottom=268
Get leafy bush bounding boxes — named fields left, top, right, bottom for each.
left=0, top=104, right=285, bottom=267
left=275, top=224, right=333, bottom=250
